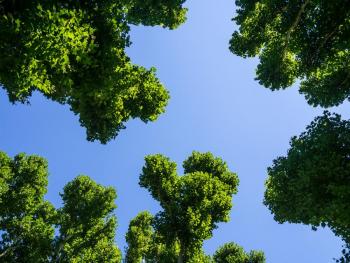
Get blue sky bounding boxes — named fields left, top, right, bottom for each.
left=1, top=1, right=349, bottom=262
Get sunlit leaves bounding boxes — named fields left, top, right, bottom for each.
left=0, top=0, right=188, bottom=143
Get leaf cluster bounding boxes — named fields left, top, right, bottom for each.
left=213, top=242, right=265, bottom=263
left=123, top=0, right=188, bottom=29
left=125, top=211, right=180, bottom=263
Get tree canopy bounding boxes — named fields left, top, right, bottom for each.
left=126, top=151, right=240, bottom=262
left=213, top=242, right=265, bottom=263
left=230, top=0, right=350, bottom=107
left=125, top=215, right=267, bottom=263
left=126, top=211, right=267, bottom=263
left=0, top=151, right=121, bottom=262
left=0, top=0, right=189, bottom=143
left=264, top=112, right=350, bottom=259
left=125, top=211, right=181, bottom=263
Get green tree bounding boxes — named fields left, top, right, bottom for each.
left=54, top=175, right=120, bottom=262
left=126, top=151, right=239, bottom=263
left=125, top=211, right=180, bottom=263
left=125, top=214, right=267, bottom=263
left=230, top=0, right=350, bottom=107
left=264, top=112, right=350, bottom=259
left=0, top=151, right=121, bottom=262
left=125, top=211, right=155, bottom=263
left=213, top=242, right=265, bottom=263
left=0, top=0, right=189, bottom=143
left=125, top=211, right=213, bottom=262
left=0, top=152, right=55, bottom=262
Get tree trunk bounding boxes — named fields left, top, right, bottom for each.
left=177, top=243, right=185, bottom=263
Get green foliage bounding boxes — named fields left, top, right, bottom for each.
left=230, top=0, right=350, bottom=107
left=0, top=0, right=189, bottom=143
left=126, top=153, right=266, bottom=262
left=264, top=112, right=350, bottom=257
left=56, top=175, right=120, bottom=262
left=125, top=211, right=179, bottom=263
left=0, top=151, right=121, bottom=262
left=125, top=211, right=216, bottom=263
left=124, top=0, right=188, bottom=29
left=213, top=242, right=265, bottom=263
left=136, top=151, right=239, bottom=262
left=125, top=211, right=155, bottom=263
left=232, top=2, right=350, bottom=260
left=0, top=152, right=55, bottom=263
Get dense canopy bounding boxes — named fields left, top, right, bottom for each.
left=0, top=0, right=189, bottom=143
left=126, top=151, right=240, bottom=262
left=0, top=151, right=121, bottom=262
left=126, top=211, right=267, bottom=263
left=230, top=0, right=350, bottom=107
left=264, top=112, right=350, bottom=257
left=125, top=211, right=181, bottom=263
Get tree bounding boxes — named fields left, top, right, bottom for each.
left=55, top=175, right=120, bottom=262
left=125, top=213, right=267, bottom=263
left=0, top=0, right=189, bottom=143
left=0, top=151, right=56, bottom=262
left=264, top=112, right=350, bottom=259
left=125, top=151, right=240, bottom=263
left=213, top=242, right=265, bottom=263
left=0, top=151, right=121, bottom=262
left=230, top=0, right=350, bottom=107
left=125, top=211, right=180, bottom=263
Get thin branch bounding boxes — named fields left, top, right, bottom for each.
left=0, top=246, right=14, bottom=258
left=54, top=222, right=112, bottom=263
left=286, top=0, right=311, bottom=44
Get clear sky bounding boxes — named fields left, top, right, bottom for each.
left=1, top=1, right=349, bottom=262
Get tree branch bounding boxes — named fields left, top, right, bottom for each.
left=0, top=246, right=14, bottom=258
left=286, top=0, right=310, bottom=44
